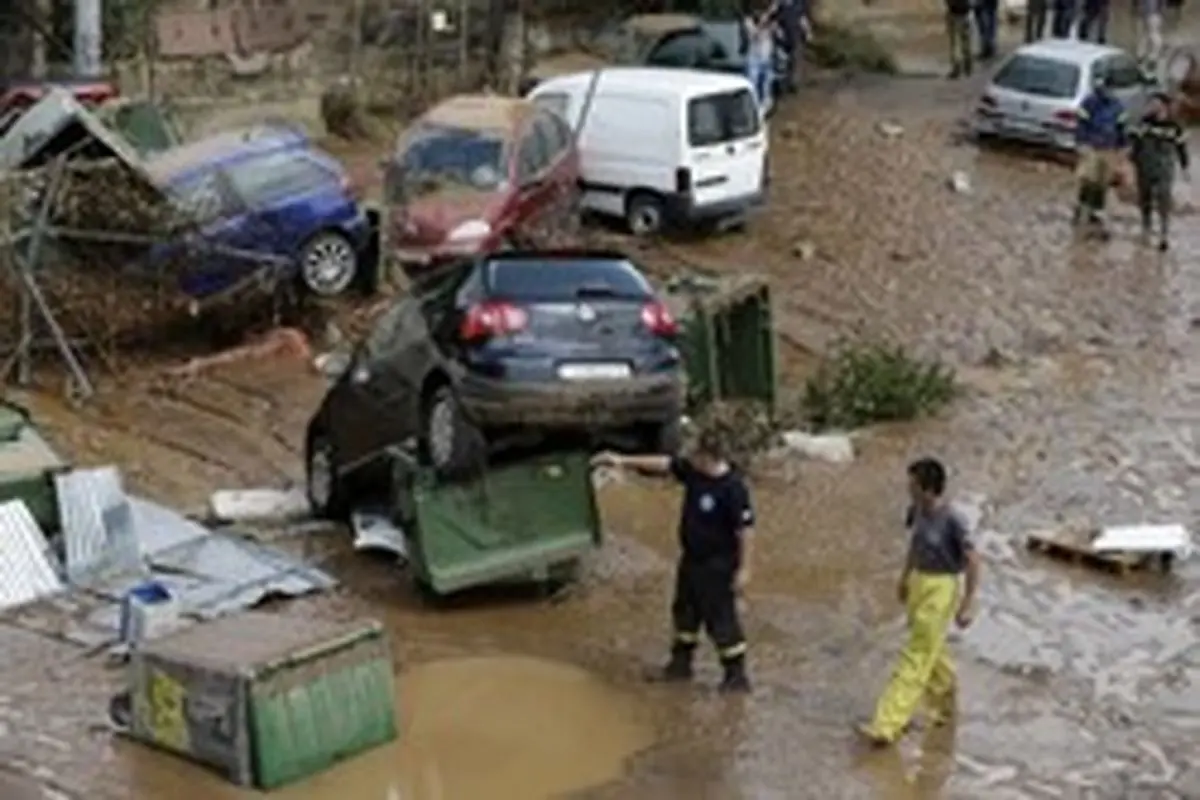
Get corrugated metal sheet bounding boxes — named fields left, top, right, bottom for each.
left=0, top=499, right=64, bottom=611
left=56, top=467, right=145, bottom=585
left=147, top=534, right=336, bottom=619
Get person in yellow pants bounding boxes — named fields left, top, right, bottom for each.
left=857, top=457, right=982, bottom=746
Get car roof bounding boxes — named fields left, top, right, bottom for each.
left=534, top=66, right=751, bottom=97
left=145, top=125, right=309, bottom=183
left=418, top=94, right=530, bottom=134
left=1011, top=39, right=1126, bottom=64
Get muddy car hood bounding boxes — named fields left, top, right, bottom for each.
left=391, top=187, right=506, bottom=241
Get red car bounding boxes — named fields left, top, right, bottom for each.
left=385, top=94, right=581, bottom=271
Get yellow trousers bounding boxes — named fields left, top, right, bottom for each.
left=866, top=572, right=959, bottom=742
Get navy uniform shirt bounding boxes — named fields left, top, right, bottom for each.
left=671, top=457, right=755, bottom=564
left=905, top=503, right=973, bottom=575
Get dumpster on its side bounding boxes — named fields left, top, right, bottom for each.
left=389, top=445, right=602, bottom=597
left=0, top=400, right=67, bottom=532
left=123, top=611, right=396, bottom=789
left=664, top=275, right=777, bottom=414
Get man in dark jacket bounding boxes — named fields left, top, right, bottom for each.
left=772, top=0, right=811, bottom=94
left=1074, top=73, right=1127, bottom=233
left=1051, top=0, right=1077, bottom=37
left=1128, top=91, right=1190, bottom=250
left=591, top=429, right=757, bottom=693
left=1079, top=0, right=1109, bottom=41
left=945, top=0, right=973, bottom=78
left=975, top=0, right=999, bottom=59
left=1026, top=0, right=1049, bottom=41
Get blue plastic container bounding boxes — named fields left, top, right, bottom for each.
left=118, top=581, right=174, bottom=646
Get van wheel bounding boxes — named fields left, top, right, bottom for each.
left=625, top=192, right=665, bottom=237
left=424, top=385, right=487, bottom=480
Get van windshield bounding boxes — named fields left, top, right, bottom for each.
left=687, top=88, right=760, bottom=147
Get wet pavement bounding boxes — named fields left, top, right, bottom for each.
left=2, top=18, right=1200, bottom=800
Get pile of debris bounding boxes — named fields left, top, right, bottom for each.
left=0, top=400, right=335, bottom=653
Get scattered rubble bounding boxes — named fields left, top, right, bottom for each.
left=778, top=430, right=855, bottom=464
left=876, top=121, right=903, bottom=140
left=949, top=170, right=972, bottom=194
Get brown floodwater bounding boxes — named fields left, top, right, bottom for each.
left=112, top=656, right=652, bottom=800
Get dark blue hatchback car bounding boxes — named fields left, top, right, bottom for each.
left=145, top=126, right=371, bottom=300
left=305, top=251, right=685, bottom=508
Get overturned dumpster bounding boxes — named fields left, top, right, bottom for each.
left=363, top=446, right=602, bottom=598
left=665, top=274, right=777, bottom=413
left=114, top=611, right=397, bottom=789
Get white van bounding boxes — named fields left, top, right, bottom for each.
left=529, top=67, right=767, bottom=236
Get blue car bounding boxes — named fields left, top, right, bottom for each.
left=144, top=126, right=372, bottom=300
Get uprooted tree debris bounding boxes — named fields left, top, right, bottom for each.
left=0, top=152, right=295, bottom=400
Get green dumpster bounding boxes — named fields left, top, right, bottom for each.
left=0, top=400, right=67, bottom=531
left=126, top=612, right=397, bottom=789
left=664, top=275, right=778, bottom=414
left=389, top=447, right=602, bottom=597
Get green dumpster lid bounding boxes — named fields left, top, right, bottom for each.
left=0, top=402, right=29, bottom=443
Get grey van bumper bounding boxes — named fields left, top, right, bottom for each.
left=664, top=190, right=765, bottom=227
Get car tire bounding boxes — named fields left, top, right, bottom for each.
left=644, top=416, right=683, bottom=455
left=625, top=191, right=666, bottom=237
left=299, top=230, right=360, bottom=298
left=424, top=385, right=487, bottom=480
left=306, top=428, right=349, bottom=519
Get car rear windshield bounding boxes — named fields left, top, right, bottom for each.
left=993, top=55, right=1081, bottom=99
left=688, top=88, right=760, bottom=147
left=488, top=258, right=653, bottom=302
left=391, top=124, right=508, bottom=199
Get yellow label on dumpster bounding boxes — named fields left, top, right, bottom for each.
left=146, top=668, right=190, bottom=752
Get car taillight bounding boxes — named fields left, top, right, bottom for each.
left=641, top=300, right=678, bottom=337
left=675, top=167, right=692, bottom=194
left=1053, top=108, right=1078, bottom=126
left=460, top=301, right=528, bottom=342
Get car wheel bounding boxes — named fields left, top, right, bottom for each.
left=643, top=416, right=683, bottom=455
left=424, top=385, right=486, bottom=480
left=625, top=192, right=666, bottom=237
left=299, top=231, right=359, bottom=297
left=306, top=429, right=348, bottom=518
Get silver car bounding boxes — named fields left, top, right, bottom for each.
left=973, top=39, right=1151, bottom=151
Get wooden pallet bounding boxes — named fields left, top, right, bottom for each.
left=1025, top=528, right=1175, bottom=575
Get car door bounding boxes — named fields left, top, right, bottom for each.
left=1101, top=53, right=1149, bottom=118
left=512, top=116, right=555, bottom=239
left=167, top=169, right=250, bottom=298
left=327, top=300, right=429, bottom=469
left=534, top=111, right=581, bottom=230
left=224, top=150, right=350, bottom=256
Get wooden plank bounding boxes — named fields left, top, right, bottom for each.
left=1025, top=528, right=1174, bottom=575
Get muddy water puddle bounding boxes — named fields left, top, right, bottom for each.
left=117, top=656, right=652, bottom=800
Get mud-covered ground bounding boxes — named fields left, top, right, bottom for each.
left=2, top=12, right=1200, bottom=799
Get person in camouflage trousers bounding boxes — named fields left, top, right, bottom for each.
left=1128, top=91, right=1190, bottom=251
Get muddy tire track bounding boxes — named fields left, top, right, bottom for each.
left=79, top=394, right=261, bottom=485
left=144, top=383, right=298, bottom=479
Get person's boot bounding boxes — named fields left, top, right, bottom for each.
left=718, top=655, right=751, bottom=693
left=650, top=644, right=694, bottom=683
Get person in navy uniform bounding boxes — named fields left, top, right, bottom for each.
left=592, top=429, right=756, bottom=692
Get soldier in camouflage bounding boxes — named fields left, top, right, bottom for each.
left=1127, top=91, right=1190, bottom=251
